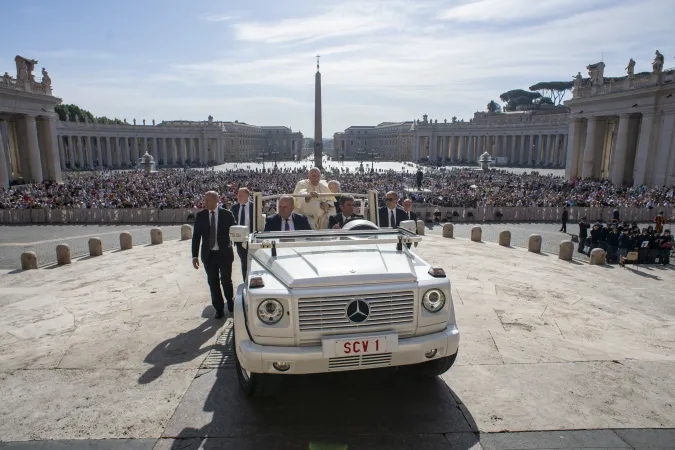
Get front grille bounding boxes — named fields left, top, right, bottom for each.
left=298, top=291, right=415, bottom=332
left=328, top=353, right=393, bottom=371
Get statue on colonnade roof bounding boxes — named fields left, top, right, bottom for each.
left=15, top=55, right=38, bottom=81
left=652, top=50, right=664, bottom=73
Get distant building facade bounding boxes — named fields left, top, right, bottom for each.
left=334, top=111, right=569, bottom=166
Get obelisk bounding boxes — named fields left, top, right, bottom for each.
left=314, top=54, right=323, bottom=169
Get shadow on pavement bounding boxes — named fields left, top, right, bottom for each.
left=138, top=319, right=221, bottom=384
left=161, top=365, right=479, bottom=449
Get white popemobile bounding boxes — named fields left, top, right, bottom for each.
left=229, top=190, right=460, bottom=397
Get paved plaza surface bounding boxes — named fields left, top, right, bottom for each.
left=0, top=234, right=674, bottom=449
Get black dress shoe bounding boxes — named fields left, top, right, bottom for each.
left=215, top=311, right=225, bottom=319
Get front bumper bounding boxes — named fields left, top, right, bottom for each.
left=236, top=324, right=460, bottom=375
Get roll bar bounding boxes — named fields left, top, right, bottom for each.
left=253, top=190, right=380, bottom=232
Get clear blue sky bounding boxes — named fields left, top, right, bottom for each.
left=3, top=0, right=673, bottom=137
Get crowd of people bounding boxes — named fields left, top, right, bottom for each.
left=0, top=165, right=674, bottom=210
left=577, top=215, right=672, bottom=265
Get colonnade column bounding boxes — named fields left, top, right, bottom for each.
left=22, top=116, right=43, bottom=182
left=105, top=137, right=113, bottom=168
left=519, top=135, right=527, bottom=164
left=58, top=136, right=66, bottom=170
left=633, top=113, right=654, bottom=185
left=0, top=124, right=9, bottom=188
left=553, top=135, right=561, bottom=166
left=581, top=117, right=601, bottom=179
left=610, top=114, right=632, bottom=184
left=652, top=111, right=675, bottom=186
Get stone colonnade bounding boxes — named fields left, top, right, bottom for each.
left=566, top=110, right=675, bottom=186
left=412, top=132, right=568, bottom=167
left=56, top=127, right=304, bottom=170
left=0, top=114, right=62, bottom=188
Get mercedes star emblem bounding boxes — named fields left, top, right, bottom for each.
left=346, top=299, right=370, bottom=323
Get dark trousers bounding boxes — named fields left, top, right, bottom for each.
left=560, top=220, right=567, bottom=232
left=204, top=248, right=234, bottom=313
left=578, top=236, right=586, bottom=253
left=236, top=243, right=248, bottom=279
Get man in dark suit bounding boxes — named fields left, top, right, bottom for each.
left=230, top=187, right=254, bottom=279
left=402, top=198, right=417, bottom=222
left=378, top=191, right=408, bottom=228
left=192, top=191, right=236, bottom=318
left=264, top=195, right=312, bottom=231
left=329, top=195, right=363, bottom=229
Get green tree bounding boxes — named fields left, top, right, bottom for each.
left=499, top=89, right=541, bottom=111
left=486, top=100, right=501, bottom=113
left=528, top=81, right=574, bottom=105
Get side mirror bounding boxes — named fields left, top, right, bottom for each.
left=399, top=220, right=416, bottom=233
left=230, top=225, right=249, bottom=244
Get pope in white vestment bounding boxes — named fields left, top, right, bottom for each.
left=293, top=168, right=336, bottom=230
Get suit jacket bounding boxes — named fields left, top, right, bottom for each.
left=378, top=206, right=408, bottom=228
left=230, top=202, right=254, bottom=232
left=334, top=195, right=342, bottom=215
left=328, top=212, right=363, bottom=229
left=264, top=213, right=312, bottom=232
left=192, top=207, right=236, bottom=264
left=401, top=210, right=417, bottom=222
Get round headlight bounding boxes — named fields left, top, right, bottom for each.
left=257, top=299, right=284, bottom=324
left=422, top=289, right=446, bottom=313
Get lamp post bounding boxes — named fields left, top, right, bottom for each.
left=367, top=150, right=379, bottom=173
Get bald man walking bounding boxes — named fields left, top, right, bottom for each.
left=192, top=191, right=236, bottom=318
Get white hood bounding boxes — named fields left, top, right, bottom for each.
left=253, top=244, right=418, bottom=288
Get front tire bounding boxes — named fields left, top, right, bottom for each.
left=411, top=352, right=457, bottom=378
left=235, top=345, right=282, bottom=398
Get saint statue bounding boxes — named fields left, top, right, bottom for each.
left=652, top=50, right=664, bottom=73
left=152, top=119, right=155, bottom=126
left=573, top=72, right=583, bottom=91
left=143, top=119, right=146, bottom=126
left=208, top=115, right=213, bottom=124
left=586, top=62, right=605, bottom=85
left=422, top=114, right=428, bottom=123
left=626, top=58, right=636, bottom=78
left=133, top=119, right=136, bottom=126
left=41, top=68, right=51, bottom=87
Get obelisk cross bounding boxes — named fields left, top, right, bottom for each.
left=316, top=54, right=320, bottom=71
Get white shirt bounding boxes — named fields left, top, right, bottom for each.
left=238, top=202, right=249, bottom=229
left=281, top=216, right=295, bottom=231
left=387, top=208, right=397, bottom=228
left=208, top=208, right=220, bottom=251
left=404, top=210, right=412, bottom=220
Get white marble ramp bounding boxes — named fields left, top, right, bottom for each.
left=0, top=236, right=673, bottom=445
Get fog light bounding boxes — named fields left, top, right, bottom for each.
left=424, top=349, right=437, bottom=359
left=273, top=362, right=291, bottom=372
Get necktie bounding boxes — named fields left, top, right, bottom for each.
left=283, top=219, right=288, bottom=231
left=390, top=210, right=395, bottom=228
left=209, top=211, right=216, bottom=249
left=239, top=205, right=245, bottom=227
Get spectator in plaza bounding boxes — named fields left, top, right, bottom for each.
left=617, top=228, right=633, bottom=260
left=560, top=206, right=568, bottom=233
left=578, top=217, right=590, bottom=254
left=379, top=191, right=407, bottom=228
left=606, top=226, right=619, bottom=263
left=293, top=167, right=335, bottom=230
left=657, top=230, right=672, bottom=265
left=264, top=195, right=312, bottom=232
left=191, top=190, right=236, bottom=318
left=230, top=187, right=253, bottom=279
left=612, top=208, right=620, bottom=222
left=588, top=223, right=602, bottom=256
left=328, top=195, right=363, bottom=229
